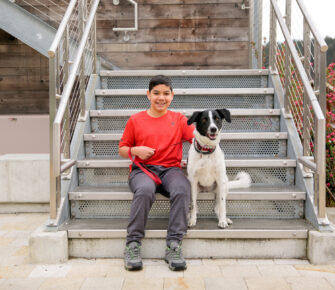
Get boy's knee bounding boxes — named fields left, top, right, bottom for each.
left=134, top=183, right=156, bottom=201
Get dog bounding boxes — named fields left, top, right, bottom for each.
left=187, top=109, right=251, bottom=229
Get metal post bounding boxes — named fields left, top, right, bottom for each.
left=269, top=1, right=277, bottom=72
left=79, top=0, right=86, bottom=120
left=284, top=0, right=292, bottom=114
left=314, top=43, right=320, bottom=93
left=315, top=118, right=326, bottom=219
left=93, top=15, right=97, bottom=74
left=319, top=51, right=327, bottom=116
left=302, top=18, right=311, bottom=172
left=257, top=0, right=263, bottom=69
left=64, top=25, right=70, bottom=84
left=249, top=0, right=254, bottom=69
left=49, top=55, right=57, bottom=220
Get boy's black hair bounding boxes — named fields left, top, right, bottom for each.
left=148, top=75, right=173, bottom=92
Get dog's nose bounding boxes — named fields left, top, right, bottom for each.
left=210, top=127, right=217, bottom=133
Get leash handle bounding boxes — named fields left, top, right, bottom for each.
left=128, top=148, right=162, bottom=185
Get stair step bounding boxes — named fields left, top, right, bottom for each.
left=95, top=88, right=274, bottom=110
left=77, top=159, right=296, bottom=168
left=95, top=88, right=274, bottom=96
left=77, top=159, right=296, bottom=187
left=84, top=132, right=288, bottom=159
left=69, top=185, right=306, bottom=201
left=84, top=132, right=288, bottom=141
left=100, top=69, right=269, bottom=89
left=90, top=109, right=281, bottom=133
left=65, top=218, right=311, bottom=239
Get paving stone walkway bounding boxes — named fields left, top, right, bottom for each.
left=1, top=213, right=335, bottom=290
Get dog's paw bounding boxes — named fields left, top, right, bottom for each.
left=188, top=217, right=197, bottom=228
left=217, top=218, right=233, bottom=229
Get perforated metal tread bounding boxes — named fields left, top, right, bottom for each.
left=96, top=92, right=274, bottom=110
left=84, top=133, right=288, bottom=159
left=90, top=108, right=281, bottom=117
left=65, top=218, right=312, bottom=239
left=100, top=70, right=269, bottom=89
left=90, top=110, right=281, bottom=133
left=69, top=185, right=306, bottom=201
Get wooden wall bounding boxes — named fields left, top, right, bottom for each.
left=96, top=0, right=249, bottom=70
left=0, top=30, right=49, bottom=114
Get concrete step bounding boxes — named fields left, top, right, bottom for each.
left=65, top=218, right=312, bottom=259
left=90, top=109, right=281, bottom=133
left=77, top=159, right=297, bottom=187
left=84, top=132, right=288, bottom=159
left=95, top=88, right=275, bottom=110
left=100, top=69, right=269, bottom=89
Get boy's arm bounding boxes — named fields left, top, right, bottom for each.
left=119, top=146, right=156, bottom=160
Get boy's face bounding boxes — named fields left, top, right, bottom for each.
left=147, top=84, right=174, bottom=114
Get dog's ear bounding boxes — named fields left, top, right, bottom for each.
left=187, top=111, right=202, bottom=125
left=216, top=109, right=231, bottom=123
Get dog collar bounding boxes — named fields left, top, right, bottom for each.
left=194, top=138, right=216, bottom=155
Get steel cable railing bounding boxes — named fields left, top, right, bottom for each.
left=49, top=0, right=99, bottom=221
left=250, top=0, right=328, bottom=222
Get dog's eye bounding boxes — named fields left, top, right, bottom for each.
left=202, top=118, right=208, bottom=123
left=214, top=116, right=219, bottom=121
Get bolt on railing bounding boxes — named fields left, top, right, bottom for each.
left=48, top=0, right=99, bottom=221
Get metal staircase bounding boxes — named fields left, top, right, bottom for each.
left=61, top=69, right=316, bottom=259
left=4, top=0, right=328, bottom=261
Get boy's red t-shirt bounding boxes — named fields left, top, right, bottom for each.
left=119, top=110, right=194, bottom=168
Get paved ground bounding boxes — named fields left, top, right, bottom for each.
left=0, top=211, right=335, bottom=290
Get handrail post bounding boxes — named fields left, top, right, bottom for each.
left=93, top=15, right=97, bottom=74
left=257, top=0, right=263, bottom=69
left=319, top=51, right=327, bottom=116
left=302, top=18, right=311, bottom=174
left=269, top=0, right=277, bottom=72
left=248, top=0, right=254, bottom=69
left=315, top=118, right=326, bottom=219
left=284, top=0, right=292, bottom=114
left=79, top=0, right=86, bottom=121
left=49, top=55, right=57, bottom=220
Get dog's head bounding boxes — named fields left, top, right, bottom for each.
left=187, top=109, right=231, bottom=142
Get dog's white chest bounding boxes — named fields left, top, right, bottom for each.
left=194, top=159, right=217, bottom=187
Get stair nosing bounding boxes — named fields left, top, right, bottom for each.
left=95, top=88, right=274, bottom=96
left=84, top=132, right=288, bottom=141
left=90, top=109, right=281, bottom=117
left=76, top=159, right=297, bottom=168
left=99, top=69, right=270, bottom=77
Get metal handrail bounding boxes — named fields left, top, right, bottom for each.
left=48, top=0, right=77, bottom=57
left=49, top=0, right=99, bottom=221
left=53, top=0, right=99, bottom=175
left=270, top=0, right=326, bottom=220
left=295, top=0, right=327, bottom=52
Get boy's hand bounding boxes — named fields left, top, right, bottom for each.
left=132, top=146, right=155, bottom=160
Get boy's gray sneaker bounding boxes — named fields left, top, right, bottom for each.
left=124, top=241, right=143, bottom=271
left=165, top=241, right=187, bottom=271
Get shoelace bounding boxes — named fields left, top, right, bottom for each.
left=170, top=246, right=182, bottom=259
left=127, top=245, right=140, bottom=259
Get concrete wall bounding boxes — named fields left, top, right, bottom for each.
left=0, top=154, right=49, bottom=213
left=0, top=115, right=49, bottom=155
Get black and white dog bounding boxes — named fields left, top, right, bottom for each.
left=187, top=109, right=251, bottom=228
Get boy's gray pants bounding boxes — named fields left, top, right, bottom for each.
left=127, top=164, right=191, bottom=245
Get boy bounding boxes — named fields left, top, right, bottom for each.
left=119, top=75, right=194, bottom=271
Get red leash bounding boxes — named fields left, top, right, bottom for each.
left=128, top=148, right=162, bottom=185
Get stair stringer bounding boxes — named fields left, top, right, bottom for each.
left=269, top=72, right=332, bottom=232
